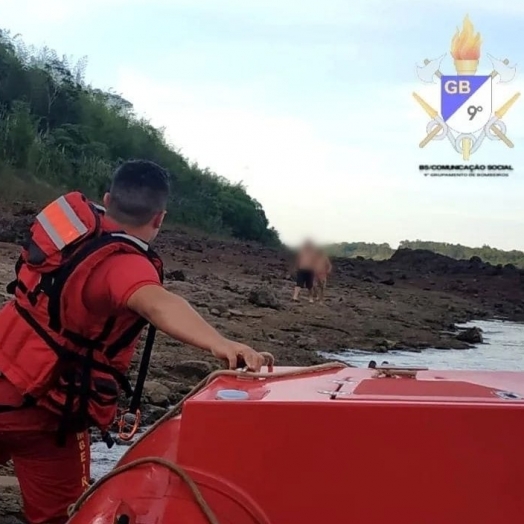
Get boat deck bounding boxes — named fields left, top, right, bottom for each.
left=193, top=366, right=524, bottom=405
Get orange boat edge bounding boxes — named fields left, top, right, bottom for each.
left=67, top=364, right=524, bottom=524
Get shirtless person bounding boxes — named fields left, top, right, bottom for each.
left=313, top=249, right=332, bottom=302
left=292, top=240, right=317, bottom=303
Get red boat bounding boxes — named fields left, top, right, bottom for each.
left=67, top=363, right=524, bottom=524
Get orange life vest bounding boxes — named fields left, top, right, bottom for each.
left=0, top=192, right=163, bottom=439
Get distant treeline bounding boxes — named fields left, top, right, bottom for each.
left=0, top=29, right=280, bottom=245
left=324, top=240, right=524, bottom=268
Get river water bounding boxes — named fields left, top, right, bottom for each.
left=91, top=319, right=524, bottom=478
left=332, top=320, right=524, bottom=371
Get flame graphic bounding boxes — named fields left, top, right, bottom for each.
left=450, top=15, right=482, bottom=60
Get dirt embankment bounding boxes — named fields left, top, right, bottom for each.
left=1, top=202, right=524, bottom=519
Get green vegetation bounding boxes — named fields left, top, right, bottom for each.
left=0, top=30, right=279, bottom=245
left=325, top=240, right=524, bottom=268
left=324, top=242, right=394, bottom=261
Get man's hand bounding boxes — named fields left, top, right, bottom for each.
left=128, top=286, right=266, bottom=371
left=211, top=340, right=265, bottom=371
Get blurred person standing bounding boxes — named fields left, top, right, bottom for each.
left=292, top=240, right=317, bottom=303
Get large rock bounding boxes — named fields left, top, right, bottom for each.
left=165, top=269, right=186, bottom=281
left=143, top=381, right=171, bottom=407
left=296, top=337, right=318, bottom=348
left=375, top=339, right=397, bottom=351
left=161, top=380, right=189, bottom=402
left=248, top=285, right=281, bottom=310
left=174, top=360, right=217, bottom=380
left=390, top=248, right=453, bottom=274
left=456, top=326, right=483, bottom=344
left=468, top=256, right=483, bottom=268
left=141, top=405, right=169, bottom=426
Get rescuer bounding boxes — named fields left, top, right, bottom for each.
left=0, top=159, right=265, bottom=524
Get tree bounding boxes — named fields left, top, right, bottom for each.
left=0, top=29, right=280, bottom=246
left=324, top=239, right=524, bottom=268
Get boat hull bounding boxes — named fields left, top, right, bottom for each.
left=68, top=367, right=524, bottom=523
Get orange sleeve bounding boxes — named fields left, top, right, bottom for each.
left=83, top=253, right=161, bottom=312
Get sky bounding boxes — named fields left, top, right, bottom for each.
left=1, top=0, right=523, bottom=249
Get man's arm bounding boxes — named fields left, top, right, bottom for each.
left=326, top=257, right=333, bottom=273
left=127, top=285, right=264, bottom=371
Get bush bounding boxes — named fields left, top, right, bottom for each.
left=0, top=29, right=280, bottom=246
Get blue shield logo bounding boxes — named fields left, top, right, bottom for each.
left=440, top=75, right=492, bottom=133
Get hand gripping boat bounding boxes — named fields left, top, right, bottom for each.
left=67, top=361, right=524, bottom=524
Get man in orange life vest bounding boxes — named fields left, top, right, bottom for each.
left=0, top=160, right=265, bottom=524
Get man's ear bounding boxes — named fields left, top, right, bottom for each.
left=152, top=210, right=166, bottom=229
left=102, top=193, right=110, bottom=208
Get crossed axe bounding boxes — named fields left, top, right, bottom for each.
left=417, top=53, right=516, bottom=83
left=414, top=54, right=519, bottom=158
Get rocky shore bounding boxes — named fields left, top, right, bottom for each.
left=1, top=204, right=524, bottom=419
left=1, top=202, right=524, bottom=519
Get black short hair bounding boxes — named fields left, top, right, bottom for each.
left=108, top=160, right=170, bottom=226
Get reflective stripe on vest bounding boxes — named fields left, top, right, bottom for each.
left=36, top=196, right=89, bottom=249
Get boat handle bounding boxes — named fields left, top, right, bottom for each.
left=236, top=351, right=275, bottom=373
left=373, top=366, right=428, bottom=379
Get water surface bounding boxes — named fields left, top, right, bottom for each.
left=330, top=320, right=524, bottom=371
left=91, top=441, right=129, bottom=478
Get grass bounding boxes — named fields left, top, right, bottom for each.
left=0, top=164, right=60, bottom=207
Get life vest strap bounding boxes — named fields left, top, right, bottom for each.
left=6, top=255, right=28, bottom=295
left=105, top=319, right=148, bottom=360
left=56, top=368, right=78, bottom=446
left=45, top=232, right=152, bottom=335
left=128, top=324, right=157, bottom=415
left=13, top=302, right=133, bottom=397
